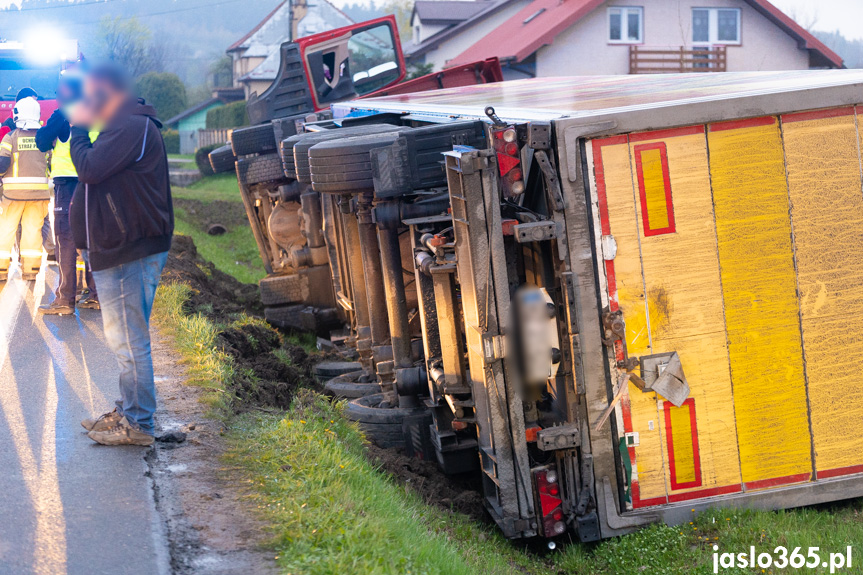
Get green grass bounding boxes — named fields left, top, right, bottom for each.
left=226, top=395, right=551, bottom=575
left=172, top=173, right=266, bottom=284
left=174, top=172, right=242, bottom=203
left=152, top=282, right=234, bottom=412
left=169, top=153, right=196, bottom=161
left=157, top=188, right=863, bottom=574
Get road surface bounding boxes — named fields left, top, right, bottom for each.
left=0, top=265, right=170, bottom=575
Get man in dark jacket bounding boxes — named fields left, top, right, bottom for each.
left=68, top=64, right=174, bottom=446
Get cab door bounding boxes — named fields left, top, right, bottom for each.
left=296, top=16, right=406, bottom=111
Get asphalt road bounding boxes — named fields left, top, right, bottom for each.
left=0, top=264, right=170, bottom=575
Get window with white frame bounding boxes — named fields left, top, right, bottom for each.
left=608, top=7, right=643, bottom=44
left=692, top=8, right=741, bottom=44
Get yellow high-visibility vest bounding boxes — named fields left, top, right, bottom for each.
left=51, top=129, right=99, bottom=178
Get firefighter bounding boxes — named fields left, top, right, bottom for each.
left=0, top=96, right=51, bottom=282
left=37, top=69, right=99, bottom=314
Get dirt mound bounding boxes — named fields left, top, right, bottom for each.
left=217, top=322, right=320, bottom=411
left=174, top=198, right=249, bottom=234
left=366, top=443, right=488, bottom=523
left=163, top=235, right=262, bottom=319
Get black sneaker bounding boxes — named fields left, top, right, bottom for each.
left=78, top=295, right=100, bottom=310
left=46, top=253, right=57, bottom=265
left=38, top=301, right=75, bottom=315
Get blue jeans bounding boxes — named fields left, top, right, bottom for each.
left=91, top=251, right=168, bottom=435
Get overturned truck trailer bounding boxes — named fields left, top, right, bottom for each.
left=218, top=69, right=863, bottom=542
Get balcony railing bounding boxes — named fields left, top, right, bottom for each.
left=629, top=45, right=727, bottom=74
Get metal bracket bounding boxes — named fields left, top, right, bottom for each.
left=528, top=121, right=552, bottom=150
left=513, top=220, right=562, bottom=243
left=536, top=425, right=581, bottom=451
left=534, top=150, right=565, bottom=212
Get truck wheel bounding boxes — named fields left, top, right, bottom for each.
left=230, top=124, right=277, bottom=156
left=314, top=361, right=363, bottom=383
left=280, top=138, right=298, bottom=179
left=237, top=154, right=286, bottom=186
left=208, top=144, right=236, bottom=174
left=345, top=392, right=428, bottom=449
left=324, top=371, right=380, bottom=398
left=260, top=273, right=306, bottom=306
left=308, top=132, right=403, bottom=193
left=291, top=125, right=404, bottom=183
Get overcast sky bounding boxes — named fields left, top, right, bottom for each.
left=746, top=0, right=863, bottom=39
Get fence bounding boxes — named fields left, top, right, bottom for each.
left=629, top=45, right=727, bottom=74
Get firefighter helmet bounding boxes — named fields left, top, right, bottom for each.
left=13, top=96, right=41, bottom=130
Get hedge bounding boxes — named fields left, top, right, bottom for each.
left=195, top=144, right=219, bottom=177
left=206, top=101, right=248, bottom=129
left=163, top=129, right=180, bottom=154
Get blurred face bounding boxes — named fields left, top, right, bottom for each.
left=81, top=77, right=112, bottom=122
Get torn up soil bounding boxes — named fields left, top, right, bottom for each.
left=366, top=443, right=488, bottom=524
left=164, top=234, right=262, bottom=318
left=218, top=322, right=323, bottom=411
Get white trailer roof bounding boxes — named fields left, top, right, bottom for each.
left=333, top=70, right=863, bottom=124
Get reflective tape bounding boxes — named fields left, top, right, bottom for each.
left=2, top=177, right=50, bottom=184
left=0, top=142, right=11, bottom=152
left=19, top=249, right=44, bottom=257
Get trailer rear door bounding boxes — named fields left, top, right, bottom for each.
left=589, top=107, right=863, bottom=510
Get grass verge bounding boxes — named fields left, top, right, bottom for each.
left=155, top=208, right=863, bottom=573
left=172, top=173, right=266, bottom=284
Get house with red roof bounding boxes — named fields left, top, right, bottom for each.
left=227, top=0, right=353, bottom=98
left=410, top=0, right=842, bottom=78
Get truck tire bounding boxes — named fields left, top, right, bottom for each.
left=285, top=125, right=403, bottom=183
left=345, top=392, right=428, bottom=449
left=259, top=273, right=306, bottom=306
left=237, top=154, right=286, bottom=186
left=323, top=371, right=380, bottom=398
left=280, top=138, right=298, bottom=179
left=230, top=124, right=277, bottom=156
left=314, top=361, right=363, bottom=383
left=208, top=144, right=236, bottom=174
left=308, top=132, right=404, bottom=193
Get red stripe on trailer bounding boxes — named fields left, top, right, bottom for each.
left=629, top=125, right=705, bottom=143
left=816, top=464, right=863, bottom=480
left=709, top=116, right=776, bottom=132
left=664, top=398, right=702, bottom=491
left=781, top=107, right=856, bottom=123
left=744, top=472, right=812, bottom=491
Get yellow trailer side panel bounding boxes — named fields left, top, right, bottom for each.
left=628, top=131, right=742, bottom=496
left=708, top=118, right=812, bottom=486
left=782, top=109, right=863, bottom=477
left=597, top=139, right=669, bottom=503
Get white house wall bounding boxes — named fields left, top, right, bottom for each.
left=423, top=0, right=531, bottom=70
left=535, top=0, right=810, bottom=76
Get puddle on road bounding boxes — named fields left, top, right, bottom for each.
left=166, top=464, right=188, bottom=474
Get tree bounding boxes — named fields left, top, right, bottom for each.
left=208, top=56, right=233, bottom=88
left=135, top=72, right=188, bottom=122
left=94, top=16, right=162, bottom=77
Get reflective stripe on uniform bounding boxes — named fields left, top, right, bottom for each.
left=3, top=177, right=50, bottom=184
left=19, top=249, right=43, bottom=258
left=0, top=142, right=11, bottom=152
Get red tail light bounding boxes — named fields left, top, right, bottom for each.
left=493, top=126, right=524, bottom=197
left=534, top=468, right=566, bottom=537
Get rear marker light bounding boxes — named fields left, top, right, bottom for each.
left=503, top=128, right=517, bottom=142
left=552, top=521, right=566, bottom=535
left=546, top=470, right=558, bottom=484
left=511, top=181, right=525, bottom=195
